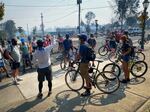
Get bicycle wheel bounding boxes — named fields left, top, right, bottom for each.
left=108, top=52, right=118, bottom=63
left=98, top=46, right=108, bottom=56
left=102, top=63, right=121, bottom=80
left=65, top=70, right=84, bottom=91
left=96, top=71, right=120, bottom=94
left=134, top=51, right=145, bottom=61
left=130, top=61, right=148, bottom=77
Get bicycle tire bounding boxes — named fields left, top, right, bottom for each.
left=102, top=63, right=121, bottom=80
left=108, top=52, right=118, bottom=63
left=98, top=46, right=108, bottom=56
left=134, top=51, right=145, bottom=61
left=130, top=61, right=148, bottom=77
left=95, top=71, right=120, bottom=94
left=65, top=70, right=84, bottom=91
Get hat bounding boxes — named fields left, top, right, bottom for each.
left=78, top=34, right=87, bottom=41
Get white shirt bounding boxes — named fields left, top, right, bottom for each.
left=33, top=45, right=53, bottom=69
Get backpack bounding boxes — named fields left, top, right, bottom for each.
left=86, top=46, right=96, bottom=61
left=3, top=46, right=13, bottom=60
left=3, top=49, right=11, bottom=60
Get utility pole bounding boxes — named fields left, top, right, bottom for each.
left=77, top=0, right=82, bottom=34
left=41, top=13, right=45, bottom=38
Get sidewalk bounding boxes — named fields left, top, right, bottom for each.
left=0, top=43, right=150, bottom=112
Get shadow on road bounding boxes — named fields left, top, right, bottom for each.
left=88, top=84, right=126, bottom=106
left=0, top=82, right=12, bottom=90
left=7, top=97, right=47, bottom=112
left=129, top=77, right=146, bottom=85
left=46, top=90, right=88, bottom=112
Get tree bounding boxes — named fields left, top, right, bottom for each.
left=85, top=11, right=96, bottom=34
left=0, top=2, right=4, bottom=21
left=0, top=30, right=7, bottom=46
left=4, top=20, right=16, bottom=39
left=110, top=0, right=140, bottom=29
left=125, top=16, right=138, bottom=27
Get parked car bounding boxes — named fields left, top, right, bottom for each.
left=128, top=28, right=142, bottom=36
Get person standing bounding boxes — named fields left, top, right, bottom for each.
left=62, top=34, right=73, bottom=66
left=76, top=34, right=92, bottom=97
left=7, top=38, right=22, bottom=85
left=33, top=39, right=55, bottom=98
left=120, top=35, right=131, bottom=83
left=20, top=41, right=32, bottom=73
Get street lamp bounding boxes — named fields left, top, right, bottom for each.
left=141, top=0, right=149, bottom=50
left=95, top=20, right=98, bottom=38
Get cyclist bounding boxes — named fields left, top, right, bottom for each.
left=76, top=34, right=92, bottom=96
left=120, top=35, right=131, bottom=83
left=62, top=34, right=73, bottom=67
left=87, top=34, right=96, bottom=67
left=57, top=34, right=64, bottom=52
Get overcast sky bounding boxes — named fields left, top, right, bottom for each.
left=0, top=0, right=149, bottom=31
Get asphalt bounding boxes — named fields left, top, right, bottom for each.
left=0, top=39, right=150, bottom=112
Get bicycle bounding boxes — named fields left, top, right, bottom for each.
left=65, top=60, right=120, bottom=94
left=108, top=46, right=145, bottom=63
left=98, top=39, right=112, bottom=56
left=103, top=54, right=148, bottom=80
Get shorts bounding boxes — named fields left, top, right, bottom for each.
left=22, top=54, right=30, bottom=60
left=11, top=62, right=20, bottom=70
left=79, top=63, right=89, bottom=80
left=63, top=50, right=70, bottom=57
left=37, top=65, right=52, bottom=82
left=0, top=59, right=5, bottom=67
left=121, top=55, right=130, bottom=62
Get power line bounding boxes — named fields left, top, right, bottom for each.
left=45, top=10, right=78, bottom=23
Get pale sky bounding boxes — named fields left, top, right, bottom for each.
left=0, top=0, right=149, bottom=31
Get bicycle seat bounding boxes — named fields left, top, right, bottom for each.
left=94, top=59, right=103, bottom=63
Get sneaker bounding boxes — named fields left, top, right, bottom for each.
left=37, top=93, right=43, bottom=99
left=13, top=80, right=19, bottom=85
left=17, top=77, right=23, bottom=81
left=81, top=90, right=91, bottom=97
left=47, top=91, right=52, bottom=97
left=121, top=79, right=130, bottom=83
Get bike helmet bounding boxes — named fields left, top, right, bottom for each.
left=65, top=33, right=70, bottom=39
left=78, top=34, right=87, bottom=41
